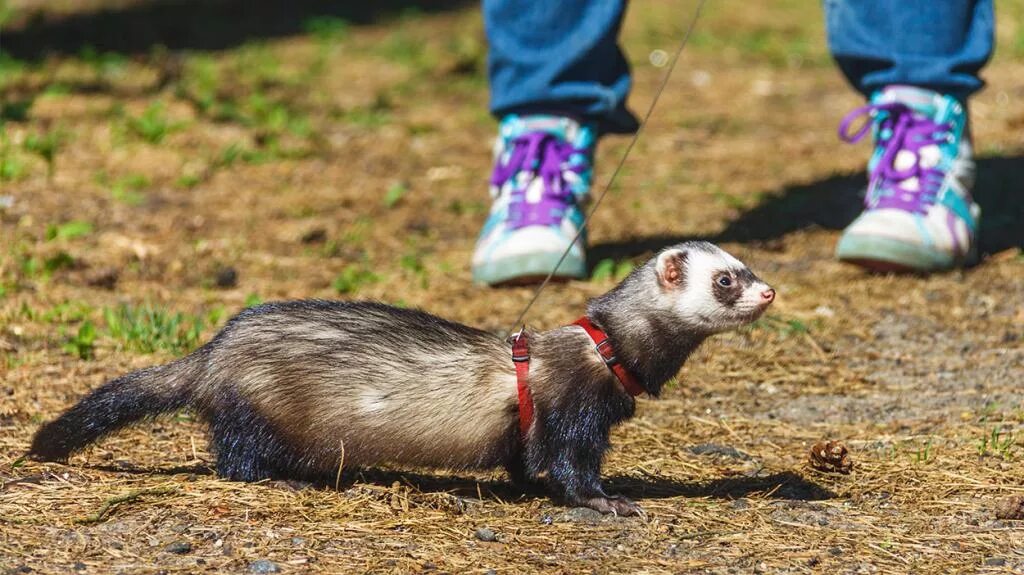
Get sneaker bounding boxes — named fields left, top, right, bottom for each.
left=835, top=86, right=980, bottom=272
left=471, top=114, right=596, bottom=285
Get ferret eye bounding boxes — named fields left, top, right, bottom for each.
left=717, top=276, right=732, bottom=287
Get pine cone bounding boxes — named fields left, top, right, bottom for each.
left=808, top=441, right=853, bottom=474
left=994, top=495, right=1024, bottom=520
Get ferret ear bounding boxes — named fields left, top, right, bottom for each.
left=655, top=248, right=687, bottom=289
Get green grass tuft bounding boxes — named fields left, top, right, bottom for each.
left=103, top=305, right=205, bottom=355
left=45, top=221, right=93, bottom=242
left=127, top=102, right=183, bottom=144
left=304, top=16, right=350, bottom=43
left=62, top=320, right=97, bottom=360
left=23, top=128, right=67, bottom=177
left=0, top=150, right=25, bottom=181
left=591, top=258, right=634, bottom=282
left=383, top=182, right=408, bottom=209
left=332, top=264, right=379, bottom=295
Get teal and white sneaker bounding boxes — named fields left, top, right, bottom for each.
left=471, top=115, right=596, bottom=286
left=835, top=86, right=980, bottom=272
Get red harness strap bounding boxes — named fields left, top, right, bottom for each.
left=511, top=318, right=645, bottom=438
left=511, top=332, right=534, bottom=437
left=573, top=317, right=647, bottom=397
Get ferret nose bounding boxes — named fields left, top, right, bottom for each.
left=760, top=289, right=775, bottom=304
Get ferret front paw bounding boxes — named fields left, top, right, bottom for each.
left=582, top=494, right=643, bottom=517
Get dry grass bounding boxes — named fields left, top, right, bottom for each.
left=2, top=0, right=1024, bottom=573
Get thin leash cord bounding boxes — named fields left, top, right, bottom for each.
left=504, top=0, right=709, bottom=339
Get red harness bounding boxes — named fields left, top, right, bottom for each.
left=511, top=332, right=534, bottom=437
left=512, top=317, right=646, bottom=437
left=572, top=317, right=647, bottom=396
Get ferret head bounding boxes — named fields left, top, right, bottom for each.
left=653, top=242, right=774, bottom=333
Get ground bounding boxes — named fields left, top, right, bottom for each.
left=1, top=1, right=1023, bottom=573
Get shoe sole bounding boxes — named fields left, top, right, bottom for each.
left=835, top=234, right=973, bottom=273
left=472, top=252, right=587, bottom=286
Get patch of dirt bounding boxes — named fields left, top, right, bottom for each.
left=2, top=1, right=1023, bottom=573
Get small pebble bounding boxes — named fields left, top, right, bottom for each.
left=814, top=305, right=835, bottom=318
left=268, top=479, right=312, bottom=491
left=291, top=537, right=307, bottom=546
left=85, top=267, right=119, bottom=290
left=214, top=266, right=238, bottom=288
left=475, top=527, right=497, bottom=542
left=72, top=563, right=86, bottom=572
left=984, top=558, right=1006, bottom=567
left=994, top=495, right=1024, bottom=520
left=301, top=228, right=327, bottom=244
left=165, top=541, right=192, bottom=554
left=557, top=506, right=604, bottom=523
left=248, top=560, right=280, bottom=574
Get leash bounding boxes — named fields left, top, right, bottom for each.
left=504, top=0, right=710, bottom=339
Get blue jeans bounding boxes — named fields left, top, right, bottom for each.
left=485, top=0, right=994, bottom=132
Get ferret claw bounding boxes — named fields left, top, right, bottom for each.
left=583, top=495, right=644, bottom=517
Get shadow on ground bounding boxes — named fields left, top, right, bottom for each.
left=974, top=155, right=1024, bottom=254
left=605, top=471, right=835, bottom=501
left=24, top=463, right=834, bottom=503
left=352, top=469, right=835, bottom=503
left=0, top=0, right=473, bottom=60
left=591, top=154, right=1024, bottom=267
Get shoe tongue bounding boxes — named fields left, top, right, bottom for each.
left=875, top=85, right=940, bottom=118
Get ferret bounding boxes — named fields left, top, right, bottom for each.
left=29, top=241, right=774, bottom=516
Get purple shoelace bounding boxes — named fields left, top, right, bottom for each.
left=490, top=132, right=587, bottom=229
left=838, top=103, right=953, bottom=214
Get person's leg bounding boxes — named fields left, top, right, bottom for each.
left=484, top=0, right=637, bottom=134
left=473, top=0, right=634, bottom=286
left=825, top=0, right=994, bottom=272
left=825, top=0, right=993, bottom=100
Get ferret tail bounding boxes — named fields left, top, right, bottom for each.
left=28, top=353, right=204, bottom=462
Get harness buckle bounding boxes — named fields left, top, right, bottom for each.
left=594, top=339, right=617, bottom=366
left=510, top=326, right=530, bottom=363
left=507, top=325, right=526, bottom=345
